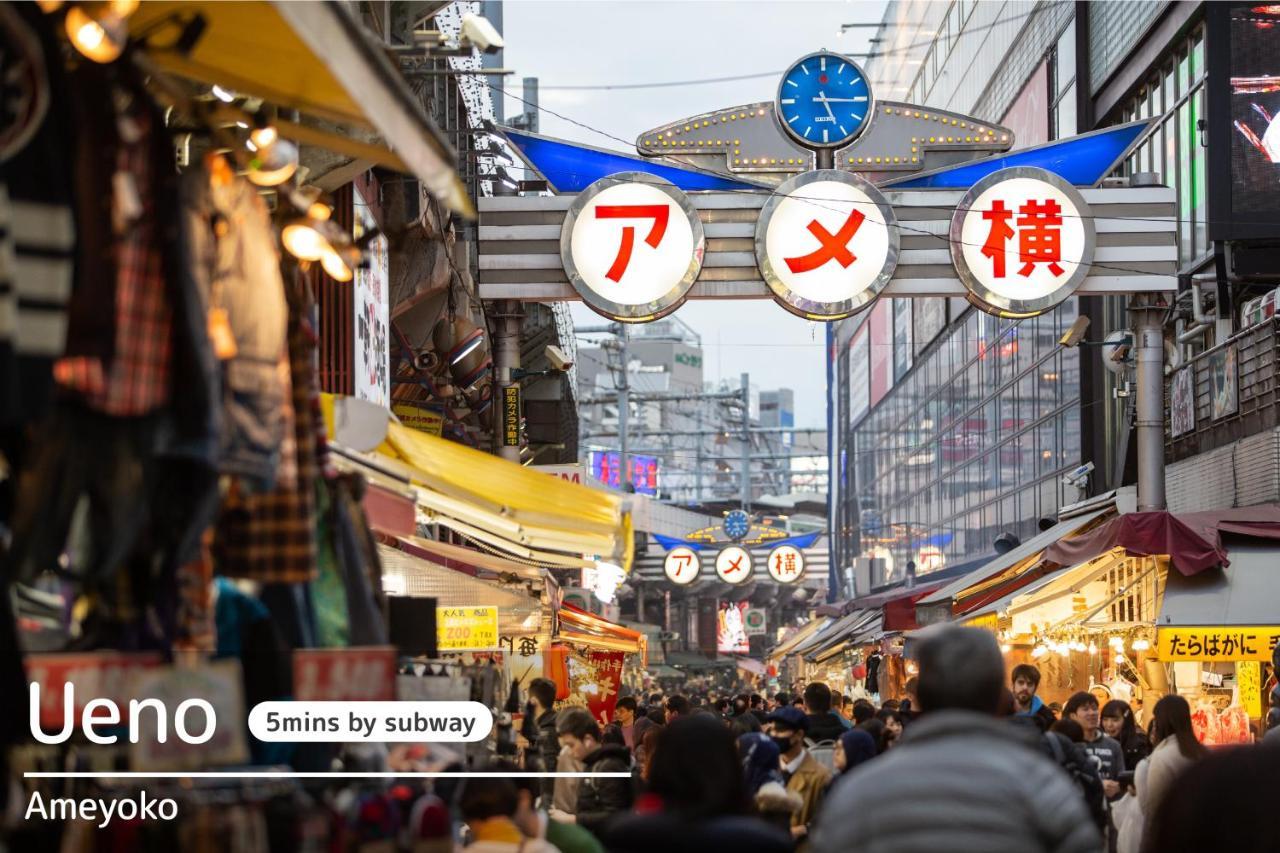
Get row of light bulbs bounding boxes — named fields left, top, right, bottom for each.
left=1025, top=633, right=1152, bottom=659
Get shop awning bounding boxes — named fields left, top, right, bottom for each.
left=1158, top=542, right=1280, bottom=628
left=394, top=535, right=543, bottom=584
left=734, top=657, right=767, bottom=676
left=132, top=1, right=473, bottom=217
left=377, top=543, right=542, bottom=638
left=376, top=421, right=629, bottom=567
left=1043, top=507, right=1280, bottom=577
left=647, top=664, right=682, bottom=679
left=915, top=509, right=1111, bottom=621
left=767, top=618, right=829, bottom=661
left=1006, top=548, right=1135, bottom=629
left=558, top=603, right=645, bottom=657
left=807, top=612, right=884, bottom=662
left=802, top=610, right=877, bottom=659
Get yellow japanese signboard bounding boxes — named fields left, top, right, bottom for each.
left=392, top=403, right=444, bottom=436
left=1238, top=661, right=1263, bottom=719
left=1156, top=626, right=1280, bottom=662
left=437, top=606, right=499, bottom=651
left=502, top=386, right=520, bottom=447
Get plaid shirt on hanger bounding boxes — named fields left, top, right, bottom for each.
left=55, top=105, right=172, bottom=415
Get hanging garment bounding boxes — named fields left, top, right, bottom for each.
left=0, top=4, right=77, bottom=427
left=56, top=90, right=172, bottom=416
left=330, top=474, right=388, bottom=646
left=213, top=269, right=320, bottom=583
left=178, top=161, right=289, bottom=487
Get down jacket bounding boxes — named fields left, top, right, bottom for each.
left=575, top=743, right=634, bottom=834
left=811, top=710, right=1103, bottom=853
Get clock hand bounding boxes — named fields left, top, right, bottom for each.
left=814, top=96, right=869, bottom=103
left=815, top=91, right=836, bottom=121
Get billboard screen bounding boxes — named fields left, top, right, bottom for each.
left=717, top=600, right=751, bottom=654
left=1210, top=3, right=1280, bottom=239
left=588, top=451, right=659, bottom=495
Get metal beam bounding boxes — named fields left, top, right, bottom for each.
left=585, top=426, right=824, bottom=438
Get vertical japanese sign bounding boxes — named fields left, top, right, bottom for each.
left=949, top=166, right=1095, bottom=318
left=502, top=385, right=520, bottom=447
left=561, top=172, right=705, bottom=323
left=353, top=186, right=390, bottom=406
left=755, top=169, right=899, bottom=320
left=1237, top=660, right=1262, bottom=719
left=561, top=648, right=626, bottom=726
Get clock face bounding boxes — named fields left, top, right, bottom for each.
left=724, top=510, right=751, bottom=541
left=776, top=51, right=873, bottom=149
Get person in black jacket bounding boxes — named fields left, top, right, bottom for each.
left=803, top=682, right=849, bottom=743
left=549, top=707, right=634, bottom=835
left=526, top=677, right=561, bottom=807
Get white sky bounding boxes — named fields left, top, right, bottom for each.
left=499, top=0, right=891, bottom=428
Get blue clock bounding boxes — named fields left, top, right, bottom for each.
left=724, top=510, right=751, bottom=541
left=776, top=51, right=873, bottom=149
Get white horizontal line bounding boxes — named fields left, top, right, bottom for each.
left=25, top=772, right=631, bottom=779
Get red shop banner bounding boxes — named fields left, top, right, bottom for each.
left=293, top=647, right=397, bottom=702
left=562, top=648, right=625, bottom=727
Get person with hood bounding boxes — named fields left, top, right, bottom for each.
left=738, top=731, right=784, bottom=795
left=549, top=708, right=633, bottom=836
left=833, top=728, right=877, bottom=775
left=601, top=716, right=791, bottom=853
left=1011, top=664, right=1057, bottom=732
left=810, top=626, right=1103, bottom=853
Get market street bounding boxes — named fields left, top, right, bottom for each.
left=1, top=1, right=1278, bottom=851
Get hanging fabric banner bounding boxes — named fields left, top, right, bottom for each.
left=559, top=647, right=625, bottom=726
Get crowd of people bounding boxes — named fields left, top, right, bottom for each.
left=457, top=626, right=1280, bottom=853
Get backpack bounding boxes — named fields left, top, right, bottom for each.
left=805, top=738, right=837, bottom=773
left=1044, top=732, right=1108, bottom=832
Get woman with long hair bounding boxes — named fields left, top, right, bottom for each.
left=875, top=708, right=906, bottom=749
left=1118, top=694, right=1207, bottom=853
left=601, top=716, right=791, bottom=853
left=1101, top=699, right=1151, bottom=776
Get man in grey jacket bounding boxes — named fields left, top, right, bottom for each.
left=811, top=626, right=1103, bottom=853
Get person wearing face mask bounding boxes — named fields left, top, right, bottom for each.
left=764, top=705, right=830, bottom=843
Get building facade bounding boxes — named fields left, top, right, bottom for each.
left=830, top=1, right=1262, bottom=599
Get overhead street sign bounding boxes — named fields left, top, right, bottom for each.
left=479, top=185, right=1177, bottom=310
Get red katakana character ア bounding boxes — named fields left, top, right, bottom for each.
left=593, top=204, right=670, bottom=282
left=1016, top=198, right=1065, bottom=276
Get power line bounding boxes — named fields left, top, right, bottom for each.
left=531, top=7, right=1049, bottom=91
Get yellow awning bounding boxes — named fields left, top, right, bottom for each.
left=379, top=421, right=629, bottom=568
left=132, top=1, right=473, bottom=217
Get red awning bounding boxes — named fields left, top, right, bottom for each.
left=558, top=603, right=646, bottom=658
left=1042, top=507, right=1280, bottom=577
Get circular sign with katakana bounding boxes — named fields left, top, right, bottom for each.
left=766, top=544, right=806, bottom=584
left=561, top=172, right=705, bottom=323
left=754, top=169, right=899, bottom=321
left=663, top=546, right=701, bottom=585
left=715, top=545, right=753, bottom=585
left=949, top=165, right=1095, bottom=318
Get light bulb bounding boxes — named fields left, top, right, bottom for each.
left=999, top=643, right=1012, bottom=654
left=282, top=221, right=330, bottom=262
left=320, top=244, right=355, bottom=282
left=1132, top=638, right=1150, bottom=651
left=1088, top=643, right=1099, bottom=655
left=1031, top=645, right=1048, bottom=659
left=66, top=6, right=125, bottom=63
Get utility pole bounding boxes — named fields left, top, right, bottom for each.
left=1131, top=294, right=1167, bottom=510
left=618, top=323, right=630, bottom=489
left=740, top=372, right=751, bottom=510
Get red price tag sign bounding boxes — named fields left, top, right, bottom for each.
left=293, top=647, right=397, bottom=702
left=26, top=652, right=164, bottom=730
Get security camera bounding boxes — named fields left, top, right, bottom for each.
left=545, top=344, right=573, bottom=372
left=460, top=13, right=504, bottom=53
left=1061, top=461, right=1094, bottom=489
left=1058, top=315, right=1091, bottom=347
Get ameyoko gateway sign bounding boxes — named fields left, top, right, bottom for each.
left=560, top=165, right=1103, bottom=323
